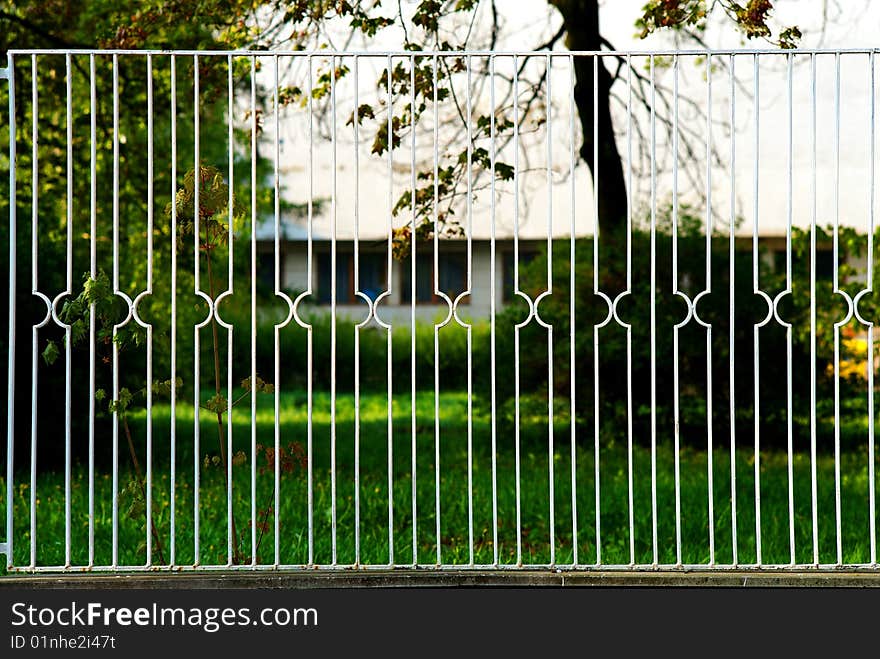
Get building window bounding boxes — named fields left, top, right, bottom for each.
left=317, top=251, right=387, bottom=304
left=357, top=252, right=387, bottom=302
left=257, top=251, right=283, bottom=294
left=401, top=250, right=468, bottom=304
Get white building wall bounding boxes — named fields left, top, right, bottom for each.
left=282, top=244, right=311, bottom=294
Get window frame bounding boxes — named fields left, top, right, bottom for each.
left=316, top=249, right=389, bottom=305
left=399, top=248, right=470, bottom=306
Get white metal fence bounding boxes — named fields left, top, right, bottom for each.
left=2, top=48, right=879, bottom=572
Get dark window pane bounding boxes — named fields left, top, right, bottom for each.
left=400, top=248, right=471, bottom=304
left=338, top=256, right=351, bottom=302
left=438, top=252, right=466, bottom=297
left=417, top=258, right=432, bottom=302
left=317, top=252, right=350, bottom=304
left=317, top=253, right=331, bottom=303
left=357, top=252, right=387, bottom=301
left=257, top=252, right=277, bottom=293
left=401, top=255, right=434, bottom=303
left=503, top=250, right=514, bottom=303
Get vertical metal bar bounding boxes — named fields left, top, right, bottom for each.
left=111, top=53, right=119, bottom=569
left=4, top=51, right=15, bottom=570
left=593, top=53, right=603, bottom=567
left=272, top=53, right=281, bottom=567
left=786, top=52, right=795, bottom=566
left=432, top=54, right=441, bottom=567
left=64, top=53, right=73, bottom=569
left=510, top=54, right=521, bottom=565
left=672, top=53, right=683, bottom=567
left=490, top=54, right=498, bottom=566
left=785, top=54, right=795, bottom=565
left=88, top=53, right=96, bottom=568
left=385, top=55, right=394, bottom=566
left=330, top=54, right=338, bottom=566
left=752, top=53, right=763, bottom=567
left=649, top=54, right=658, bottom=567
left=626, top=54, right=635, bottom=566
left=705, top=53, right=715, bottom=566
left=192, top=53, right=201, bottom=566
left=832, top=51, right=843, bottom=567
left=353, top=53, right=362, bottom=567
left=545, top=53, right=555, bottom=567
left=250, top=55, right=258, bottom=565
left=306, top=55, right=314, bottom=566
left=226, top=54, right=235, bottom=566
left=568, top=53, right=578, bottom=567
left=29, top=55, right=38, bottom=569
left=868, top=52, right=877, bottom=567
left=729, top=53, right=738, bottom=566
left=465, top=55, right=474, bottom=567
left=810, top=52, right=819, bottom=566
left=409, top=54, right=417, bottom=567
left=169, top=54, right=178, bottom=567
left=352, top=55, right=364, bottom=566
left=145, top=53, right=154, bottom=566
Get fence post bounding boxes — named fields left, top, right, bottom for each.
left=2, top=51, right=16, bottom=569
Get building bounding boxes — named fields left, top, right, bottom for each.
left=258, top=231, right=543, bottom=324
left=255, top=211, right=866, bottom=325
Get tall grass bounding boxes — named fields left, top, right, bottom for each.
left=3, top=391, right=878, bottom=570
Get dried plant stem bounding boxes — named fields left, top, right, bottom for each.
left=205, top=242, right=242, bottom=564
left=121, top=416, right=166, bottom=565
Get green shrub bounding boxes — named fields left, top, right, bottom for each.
left=504, top=206, right=880, bottom=450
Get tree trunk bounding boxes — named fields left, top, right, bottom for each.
left=550, top=0, right=628, bottom=239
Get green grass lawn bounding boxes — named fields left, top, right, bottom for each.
left=2, top=390, right=878, bottom=570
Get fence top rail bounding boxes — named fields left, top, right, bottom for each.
left=5, top=47, right=880, bottom=58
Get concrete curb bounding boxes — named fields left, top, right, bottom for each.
left=3, top=570, right=880, bottom=588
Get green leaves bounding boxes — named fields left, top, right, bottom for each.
left=108, top=387, right=134, bottom=416
left=83, top=271, right=111, bottom=305
left=94, top=378, right=179, bottom=419
left=391, top=226, right=413, bottom=261
left=120, top=478, right=146, bottom=522
left=242, top=374, right=274, bottom=395
left=412, top=0, right=443, bottom=33
left=636, top=0, right=708, bottom=38
left=370, top=117, right=402, bottom=156
left=346, top=103, right=376, bottom=127
left=733, top=0, right=773, bottom=39
left=167, top=164, right=240, bottom=251
left=311, top=64, right=351, bottom=101
left=474, top=114, right=514, bottom=136
left=494, top=162, right=515, bottom=182
left=777, top=26, right=802, bottom=49
left=42, top=340, right=60, bottom=366
left=41, top=270, right=149, bottom=366
left=277, top=85, right=303, bottom=107
left=151, top=377, right=182, bottom=398
left=350, top=14, right=394, bottom=37
left=635, top=0, right=801, bottom=49
left=204, top=393, right=228, bottom=415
